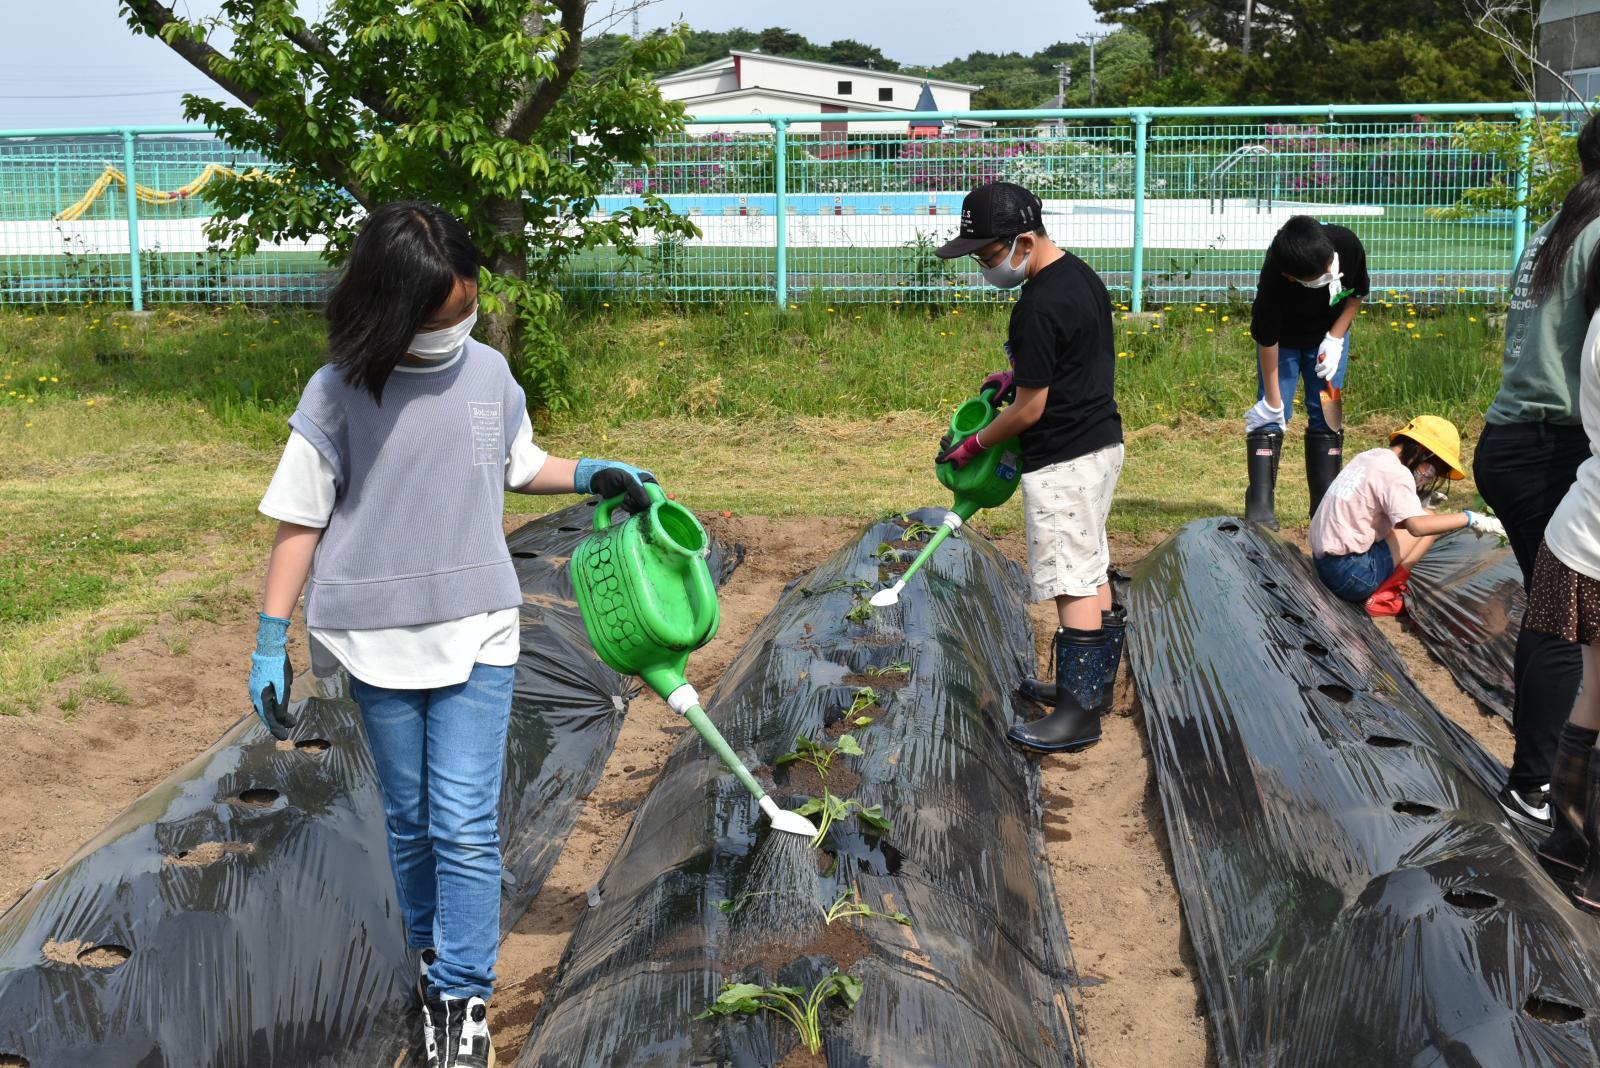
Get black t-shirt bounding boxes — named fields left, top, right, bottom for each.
left=1007, top=251, right=1122, bottom=472
left=1249, top=223, right=1371, bottom=350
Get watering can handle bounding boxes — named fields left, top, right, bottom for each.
left=594, top=479, right=667, bottom=531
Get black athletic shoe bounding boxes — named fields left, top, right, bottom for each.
left=418, top=947, right=437, bottom=1003
left=443, top=995, right=495, bottom=1068
left=1498, top=784, right=1553, bottom=833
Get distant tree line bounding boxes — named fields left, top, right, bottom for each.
left=584, top=15, right=1521, bottom=108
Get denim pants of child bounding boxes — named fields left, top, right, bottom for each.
left=1254, top=337, right=1350, bottom=432
left=351, top=662, right=513, bottom=1000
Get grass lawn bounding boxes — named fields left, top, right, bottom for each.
left=0, top=297, right=1505, bottom=713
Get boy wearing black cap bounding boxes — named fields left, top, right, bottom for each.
left=1243, top=215, right=1370, bottom=529
left=934, top=180, right=1123, bottom=755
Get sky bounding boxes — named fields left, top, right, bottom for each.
left=0, top=0, right=1103, bottom=130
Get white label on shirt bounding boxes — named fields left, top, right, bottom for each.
left=469, top=402, right=503, bottom=466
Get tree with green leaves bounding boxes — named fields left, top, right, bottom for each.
left=1091, top=0, right=1521, bottom=103
left=120, top=0, right=698, bottom=409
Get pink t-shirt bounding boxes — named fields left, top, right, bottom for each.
left=1310, top=448, right=1427, bottom=558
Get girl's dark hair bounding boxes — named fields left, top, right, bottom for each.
left=1396, top=437, right=1435, bottom=470
left=325, top=201, right=481, bottom=402
left=1268, top=215, right=1335, bottom=279
left=1530, top=112, right=1600, bottom=306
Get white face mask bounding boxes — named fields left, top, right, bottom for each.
left=408, top=306, right=478, bottom=359
left=1294, top=252, right=1343, bottom=305
left=979, top=236, right=1032, bottom=290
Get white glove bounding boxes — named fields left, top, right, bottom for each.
left=1315, top=333, right=1345, bottom=382
left=1244, top=398, right=1286, bottom=433
left=1464, top=510, right=1506, bottom=539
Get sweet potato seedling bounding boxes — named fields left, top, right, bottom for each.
left=844, top=599, right=875, bottom=624
left=821, top=887, right=911, bottom=927
left=802, top=578, right=871, bottom=598
left=846, top=686, right=878, bottom=727
left=776, top=734, right=864, bottom=779
left=900, top=519, right=939, bottom=541
left=697, top=970, right=864, bottom=1055
left=796, top=789, right=893, bottom=848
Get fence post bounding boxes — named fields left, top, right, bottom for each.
left=1131, top=110, right=1150, bottom=313
left=774, top=118, right=788, bottom=307
left=121, top=130, right=143, bottom=311
left=1511, top=105, right=1534, bottom=278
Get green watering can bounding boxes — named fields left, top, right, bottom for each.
left=871, top=386, right=1023, bottom=607
left=570, top=482, right=819, bottom=838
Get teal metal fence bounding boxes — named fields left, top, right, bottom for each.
left=0, top=102, right=1589, bottom=311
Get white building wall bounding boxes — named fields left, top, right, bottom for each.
left=679, top=90, right=910, bottom=134
left=658, top=69, right=738, bottom=101
left=735, top=55, right=971, bottom=110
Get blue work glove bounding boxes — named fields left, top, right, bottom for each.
left=574, top=458, right=657, bottom=514
left=249, top=613, right=297, bottom=741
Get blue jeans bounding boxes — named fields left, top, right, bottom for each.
left=351, top=662, right=513, bottom=1001
left=1255, top=337, right=1350, bottom=432
left=1315, top=541, right=1394, bottom=603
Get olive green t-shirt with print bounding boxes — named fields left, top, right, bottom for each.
left=1486, top=213, right=1600, bottom=426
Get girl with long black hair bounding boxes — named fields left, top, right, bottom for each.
left=1473, top=111, right=1600, bottom=834
left=248, top=201, right=656, bottom=1067
left=1527, top=202, right=1600, bottom=910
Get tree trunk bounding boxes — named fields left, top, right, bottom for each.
left=482, top=195, right=528, bottom=358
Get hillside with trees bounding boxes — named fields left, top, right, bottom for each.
left=584, top=16, right=1519, bottom=107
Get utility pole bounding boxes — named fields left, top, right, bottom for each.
left=1078, top=31, right=1108, bottom=106
left=632, top=6, right=640, bottom=39
left=1054, top=61, right=1071, bottom=107
left=1241, top=0, right=1254, bottom=56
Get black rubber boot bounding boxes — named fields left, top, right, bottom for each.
left=1008, top=628, right=1108, bottom=753
left=1571, top=757, right=1600, bottom=913
left=1305, top=427, right=1344, bottom=520
left=1540, top=725, right=1600, bottom=878
left=1018, top=605, right=1125, bottom=707
left=1244, top=430, right=1283, bottom=531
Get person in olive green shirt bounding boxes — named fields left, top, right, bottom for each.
left=1474, top=111, right=1600, bottom=835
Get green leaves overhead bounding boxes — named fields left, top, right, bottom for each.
left=119, top=0, right=698, bottom=409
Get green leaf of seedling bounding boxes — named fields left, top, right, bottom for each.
left=890, top=911, right=912, bottom=926
left=715, top=899, right=735, bottom=913
left=697, top=982, right=767, bottom=1017
left=835, top=734, right=864, bottom=757
left=794, top=797, right=825, bottom=816
left=856, top=804, right=892, bottom=833
left=774, top=751, right=802, bottom=766
left=853, top=716, right=874, bottom=727
left=832, top=973, right=865, bottom=1009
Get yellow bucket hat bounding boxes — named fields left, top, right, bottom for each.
left=1391, top=415, right=1466, bottom=480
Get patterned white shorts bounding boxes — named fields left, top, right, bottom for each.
left=1021, top=443, right=1125, bottom=601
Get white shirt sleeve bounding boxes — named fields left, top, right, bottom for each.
left=259, top=430, right=338, bottom=528
left=505, top=411, right=550, bottom=490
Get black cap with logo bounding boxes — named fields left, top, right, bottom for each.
left=935, top=181, right=1043, bottom=260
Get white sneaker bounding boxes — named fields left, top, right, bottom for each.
left=443, top=995, right=495, bottom=1068
left=422, top=995, right=446, bottom=1068
left=1498, top=784, right=1552, bottom=832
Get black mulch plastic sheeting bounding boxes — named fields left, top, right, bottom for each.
left=515, top=509, right=1083, bottom=1068
left=1405, top=528, right=1523, bottom=721
left=0, top=501, right=740, bottom=1068
left=1128, top=517, right=1600, bottom=1068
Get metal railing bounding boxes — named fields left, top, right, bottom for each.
left=0, top=101, right=1590, bottom=311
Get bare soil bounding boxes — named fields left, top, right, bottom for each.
left=727, top=917, right=874, bottom=979
left=0, top=516, right=1517, bottom=1068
